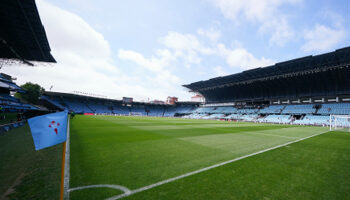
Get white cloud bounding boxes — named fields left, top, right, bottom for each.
left=159, top=31, right=201, bottom=51
left=118, top=50, right=163, bottom=72
left=211, top=0, right=301, bottom=22
left=301, top=11, right=346, bottom=53
left=260, top=18, right=295, bottom=47
left=38, top=1, right=111, bottom=60
left=197, top=28, right=221, bottom=42
left=131, top=29, right=274, bottom=76
left=119, top=29, right=274, bottom=86
left=302, top=24, right=345, bottom=53
left=320, top=10, right=345, bottom=29
left=213, top=66, right=228, bottom=76
left=210, top=0, right=301, bottom=46
left=158, top=31, right=215, bottom=67
left=117, top=49, right=180, bottom=85
left=217, top=44, right=274, bottom=70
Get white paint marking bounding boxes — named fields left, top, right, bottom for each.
left=106, top=130, right=329, bottom=200
left=69, top=184, right=131, bottom=194
left=64, top=118, right=70, bottom=200
left=244, top=131, right=297, bottom=139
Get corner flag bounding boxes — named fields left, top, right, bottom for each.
left=28, top=110, right=68, bottom=150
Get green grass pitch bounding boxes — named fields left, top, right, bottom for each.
left=68, top=115, right=350, bottom=200
left=1, top=115, right=349, bottom=199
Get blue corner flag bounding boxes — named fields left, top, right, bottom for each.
left=28, top=111, right=68, bottom=150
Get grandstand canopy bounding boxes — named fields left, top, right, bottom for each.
left=184, top=46, right=350, bottom=103
left=0, top=0, right=56, bottom=66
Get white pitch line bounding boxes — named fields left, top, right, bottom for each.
left=69, top=184, right=131, bottom=194
left=106, top=130, right=329, bottom=200
left=244, top=131, right=298, bottom=139
left=64, top=118, right=70, bottom=200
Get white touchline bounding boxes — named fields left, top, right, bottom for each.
left=64, top=118, right=70, bottom=200
left=105, top=130, right=329, bottom=200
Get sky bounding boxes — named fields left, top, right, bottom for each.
left=2, top=0, right=350, bottom=101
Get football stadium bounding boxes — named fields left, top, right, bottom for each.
left=1, top=1, right=350, bottom=200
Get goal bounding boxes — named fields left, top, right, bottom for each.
left=329, top=115, right=350, bottom=131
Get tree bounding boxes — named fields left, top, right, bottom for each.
left=15, top=82, right=45, bottom=104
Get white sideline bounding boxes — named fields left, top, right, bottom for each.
left=106, top=130, right=329, bottom=200
left=64, top=118, right=70, bottom=200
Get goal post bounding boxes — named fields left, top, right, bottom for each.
left=330, top=115, right=350, bottom=131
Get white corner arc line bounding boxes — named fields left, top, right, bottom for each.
left=106, top=130, right=329, bottom=200
left=64, top=117, right=71, bottom=200
left=69, top=184, right=131, bottom=194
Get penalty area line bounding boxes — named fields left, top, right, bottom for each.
left=106, top=130, right=329, bottom=200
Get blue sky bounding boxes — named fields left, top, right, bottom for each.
left=3, top=0, right=350, bottom=101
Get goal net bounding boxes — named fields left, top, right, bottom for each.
left=329, top=115, right=350, bottom=131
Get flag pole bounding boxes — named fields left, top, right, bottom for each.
left=60, top=141, right=67, bottom=200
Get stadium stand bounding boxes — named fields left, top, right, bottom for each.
left=282, top=104, right=316, bottom=114
left=0, top=73, right=38, bottom=112
left=0, top=73, right=40, bottom=133
left=293, top=115, right=329, bottom=126
left=182, top=47, right=350, bottom=126
left=257, top=115, right=292, bottom=124
left=176, top=104, right=197, bottom=114
left=161, top=106, right=174, bottom=117
left=259, top=105, right=285, bottom=114
left=194, top=107, right=215, bottom=113
left=317, top=103, right=350, bottom=115
left=145, top=105, right=164, bottom=116
left=240, top=114, right=259, bottom=122
left=41, top=91, right=198, bottom=117
left=237, top=108, right=259, bottom=114
left=224, top=114, right=242, bottom=120
left=220, top=106, right=237, bottom=113
left=131, top=105, right=147, bottom=116
left=183, top=103, right=349, bottom=127
left=42, top=90, right=348, bottom=126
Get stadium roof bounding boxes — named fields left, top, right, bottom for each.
left=0, top=0, right=56, bottom=66
left=184, top=46, right=350, bottom=103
